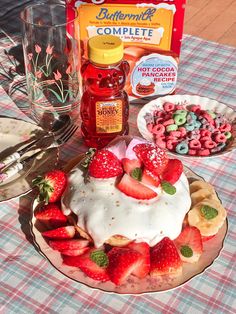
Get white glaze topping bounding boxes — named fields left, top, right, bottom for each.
left=62, top=168, right=191, bottom=248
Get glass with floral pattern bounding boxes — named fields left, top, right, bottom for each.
left=21, top=3, right=80, bottom=130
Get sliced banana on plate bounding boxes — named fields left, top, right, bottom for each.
left=191, top=188, right=219, bottom=206
left=188, top=198, right=227, bottom=236
left=189, top=181, right=217, bottom=195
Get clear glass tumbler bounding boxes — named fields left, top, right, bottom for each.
left=20, top=3, right=80, bottom=130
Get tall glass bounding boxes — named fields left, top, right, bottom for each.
left=20, top=3, right=80, bottom=130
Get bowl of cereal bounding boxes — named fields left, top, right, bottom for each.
left=137, top=95, right=236, bottom=158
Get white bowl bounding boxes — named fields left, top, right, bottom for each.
left=137, top=94, right=236, bottom=158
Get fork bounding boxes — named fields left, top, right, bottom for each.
left=0, top=115, right=71, bottom=170
left=0, top=123, right=78, bottom=183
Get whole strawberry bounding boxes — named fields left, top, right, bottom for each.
left=133, top=143, right=168, bottom=176
left=88, top=149, right=123, bottom=178
left=33, top=169, right=67, bottom=204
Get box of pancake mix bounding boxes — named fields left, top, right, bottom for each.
left=67, top=0, right=186, bottom=101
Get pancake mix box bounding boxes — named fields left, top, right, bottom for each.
left=67, top=0, right=186, bottom=101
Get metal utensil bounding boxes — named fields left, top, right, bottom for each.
left=0, top=123, right=78, bottom=184
left=0, top=115, right=71, bottom=170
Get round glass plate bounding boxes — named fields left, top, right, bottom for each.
left=137, top=94, right=236, bottom=158
left=30, top=166, right=228, bottom=295
left=0, top=117, right=59, bottom=202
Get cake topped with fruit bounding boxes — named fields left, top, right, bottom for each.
left=33, top=137, right=227, bottom=288
left=61, top=138, right=191, bottom=248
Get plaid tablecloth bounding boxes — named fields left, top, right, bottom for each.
left=1, top=34, right=236, bottom=314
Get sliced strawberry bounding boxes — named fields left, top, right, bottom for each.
left=42, top=226, right=75, bottom=239
left=150, top=237, right=182, bottom=276
left=61, top=247, right=90, bottom=256
left=35, top=203, right=67, bottom=227
left=88, top=149, right=123, bottom=178
left=201, top=234, right=216, bottom=242
left=122, top=158, right=142, bottom=175
left=127, top=242, right=150, bottom=278
left=174, top=226, right=203, bottom=263
left=161, top=159, right=183, bottom=184
left=107, top=247, right=143, bottom=285
left=48, top=239, right=89, bottom=251
left=117, top=173, right=157, bottom=200
left=63, top=249, right=109, bottom=282
left=133, top=143, right=168, bottom=176
left=33, top=169, right=67, bottom=204
left=125, top=138, right=147, bottom=160
left=141, top=168, right=160, bottom=187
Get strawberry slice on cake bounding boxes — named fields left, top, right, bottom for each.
left=161, top=159, right=183, bottom=184
left=122, top=158, right=142, bottom=175
left=49, top=239, right=89, bottom=251
left=42, top=226, right=76, bottom=239
left=127, top=242, right=150, bottom=278
left=174, top=226, right=203, bottom=263
left=63, top=249, right=110, bottom=282
left=150, top=237, right=182, bottom=276
left=35, top=203, right=67, bottom=227
left=117, top=173, right=157, bottom=200
left=107, top=247, right=143, bottom=285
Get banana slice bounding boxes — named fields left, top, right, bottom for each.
left=189, top=181, right=217, bottom=195
left=191, top=188, right=220, bottom=206
left=188, top=199, right=226, bottom=236
left=105, top=235, right=133, bottom=247
left=67, top=216, right=93, bottom=242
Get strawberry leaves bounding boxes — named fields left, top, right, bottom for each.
left=33, top=170, right=67, bottom=204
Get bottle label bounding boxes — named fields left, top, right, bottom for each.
left=131, top=53, right=178, bottom=96
left=96, top=100, right=123, bottom=133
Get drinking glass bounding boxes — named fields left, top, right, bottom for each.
left=20, top=3, right=80, bottom=130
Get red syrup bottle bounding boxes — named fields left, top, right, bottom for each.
left=80, top=35, right=130, bottom=148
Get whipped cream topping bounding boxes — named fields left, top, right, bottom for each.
left=139, top=78, right=152, bottom=86
left=62, top=168, right=191, bottom=248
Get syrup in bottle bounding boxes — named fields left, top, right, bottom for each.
left=80, top=35, right=130, bottom=148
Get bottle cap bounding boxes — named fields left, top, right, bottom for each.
left=88, top=35, right=123, bottom=65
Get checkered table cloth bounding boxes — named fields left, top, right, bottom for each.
left=1, top=34, right=236, bottom=314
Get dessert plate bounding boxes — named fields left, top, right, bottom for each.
left=137, top=94, right=236, bottom=158
left=30, top=166, right=228, bottom=295
left=0, top=117, right=59, bottom=202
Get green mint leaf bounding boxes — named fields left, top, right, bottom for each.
left=161, top=181, right=176, bottom=195
left=90, top=250, right=108, bottom=268
left=180, top=245, right=193, bottom=258
left=130, top=168, right=142, bottom=181
left=200, top=205, right=218, bottom=220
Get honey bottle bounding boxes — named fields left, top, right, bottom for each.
left=80, top=35, right=130, bottom=148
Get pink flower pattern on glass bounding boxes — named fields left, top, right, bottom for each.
left=35, top=44, right=42, bottom=53
left=53, top=70, right=62, bottom=81
left=66, top=64, right=72, bottom=74
left=35, top=70, right=42, bottom=79
left=46, top=44, right=54, bottom=55
left=27, top=43, right=77, bottom=104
